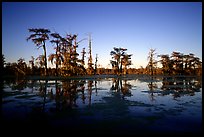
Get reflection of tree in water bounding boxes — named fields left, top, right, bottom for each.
left=86, top=78, right=134, bottom=121
left=110, top=78, right=120, bottom=92
left=147, top=79, right=158, bottom=102
left=54, top=80, right=79, bottom=110
left=95, top=80, right=98, bottom=96
left=121, top=80, right=132, bottom=97
left=10, top=79, right=27, bottom=91
left=38, top=80, right=48, bottom=112
left=27, top=80, right=36, bottom=93
left=35, top=79, right=102, bottom=111
left=142, top=76, right=202, bottom=100
left=87, top=80, right=93, bottom=106
left=54, top=80, right=61, bottom=111
left=110, top=78, right=132, bottom=99
left=25, top=80, right=48, bottom=122
left=3, top=78, right=16, bottom=88
left=79, top=82, right=86, bottom=104
left=46, top=79, right=94, bottom=111
left=161, top=77, right=202, bottom=98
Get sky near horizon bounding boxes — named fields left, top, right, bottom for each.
left=2, top=2, right=202, bottom=68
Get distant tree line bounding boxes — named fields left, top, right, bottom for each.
left=145, top=49, right=202, bottom=76
left=1, top=28, right=202, bottom=77
left=158, top=51, right=202, bottom=75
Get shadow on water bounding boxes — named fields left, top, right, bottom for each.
left=1, top=76, right=202, bottom=135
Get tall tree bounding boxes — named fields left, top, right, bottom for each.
left=122, top=54, right=132, bottom=74
left=158, top=54, right=173, bottom=75
left=27, top=28, right=51, bottom=76
left=58, top=33, right=86, bottom=76
left=60, top=36, right=71, bottom=74
left=71, top=34, right=80, bottom=74
left=189, top=54, right=202, bottom=75
left=147, top=48, right=157, bottom=76
left=49, top=32, right=62, bottom=76
left=87, top=34, right=94, bottom=75
left=171, top=51, right=184, bottom=75
left=110, top=47, right=127, bottom=75
left=80, top=48, right=86, bottom=66
left=94, top=54, right=98, bottom=75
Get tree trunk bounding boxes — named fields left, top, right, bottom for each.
left=43, top=42, right=47, bottom=76
left=55, top=44, right=59, bottom=76
left=120, top=59, right=122, bottom=75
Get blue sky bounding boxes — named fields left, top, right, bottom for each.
left=2, top=2, right=202, bottom=68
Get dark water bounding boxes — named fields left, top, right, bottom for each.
left=1, top=76, right=202, bottom=135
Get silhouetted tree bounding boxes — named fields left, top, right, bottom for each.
left=122, top=54, right=132, bottom=74
left=158, top=52, right=202, bottom=76
left=59, top=34, right=82, bottom=76
left=94, top=54, right=98, bottom=74
left=188, top=53, right=202, bottom=75
left=193, top=57, right=202, bottom=75
left=171, top=51, right=183, bottom=75
left=80, top=47, right=86, bottom=66
left=147, top=48, right=157, bottom=76
left=49, top=33, right=62, bottom=76
left=27, top=28, right=51, bottom=76
left=87, top=34, right=94, bottom=75
left=110, top=47, right=130, bottom=75
left=158, top=54, right=173, bottom=75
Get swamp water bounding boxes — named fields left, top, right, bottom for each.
left=2, top=76, right=202, bottom=135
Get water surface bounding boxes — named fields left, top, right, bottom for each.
left=2, top=76, right=202, bottom=135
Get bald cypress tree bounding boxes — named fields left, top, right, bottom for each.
left=27, top=28, right=50, bottom=76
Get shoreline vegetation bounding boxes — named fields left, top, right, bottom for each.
left=2, top=28, right=202, bottom=79
left=2, top=74, right=202, bottom=81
